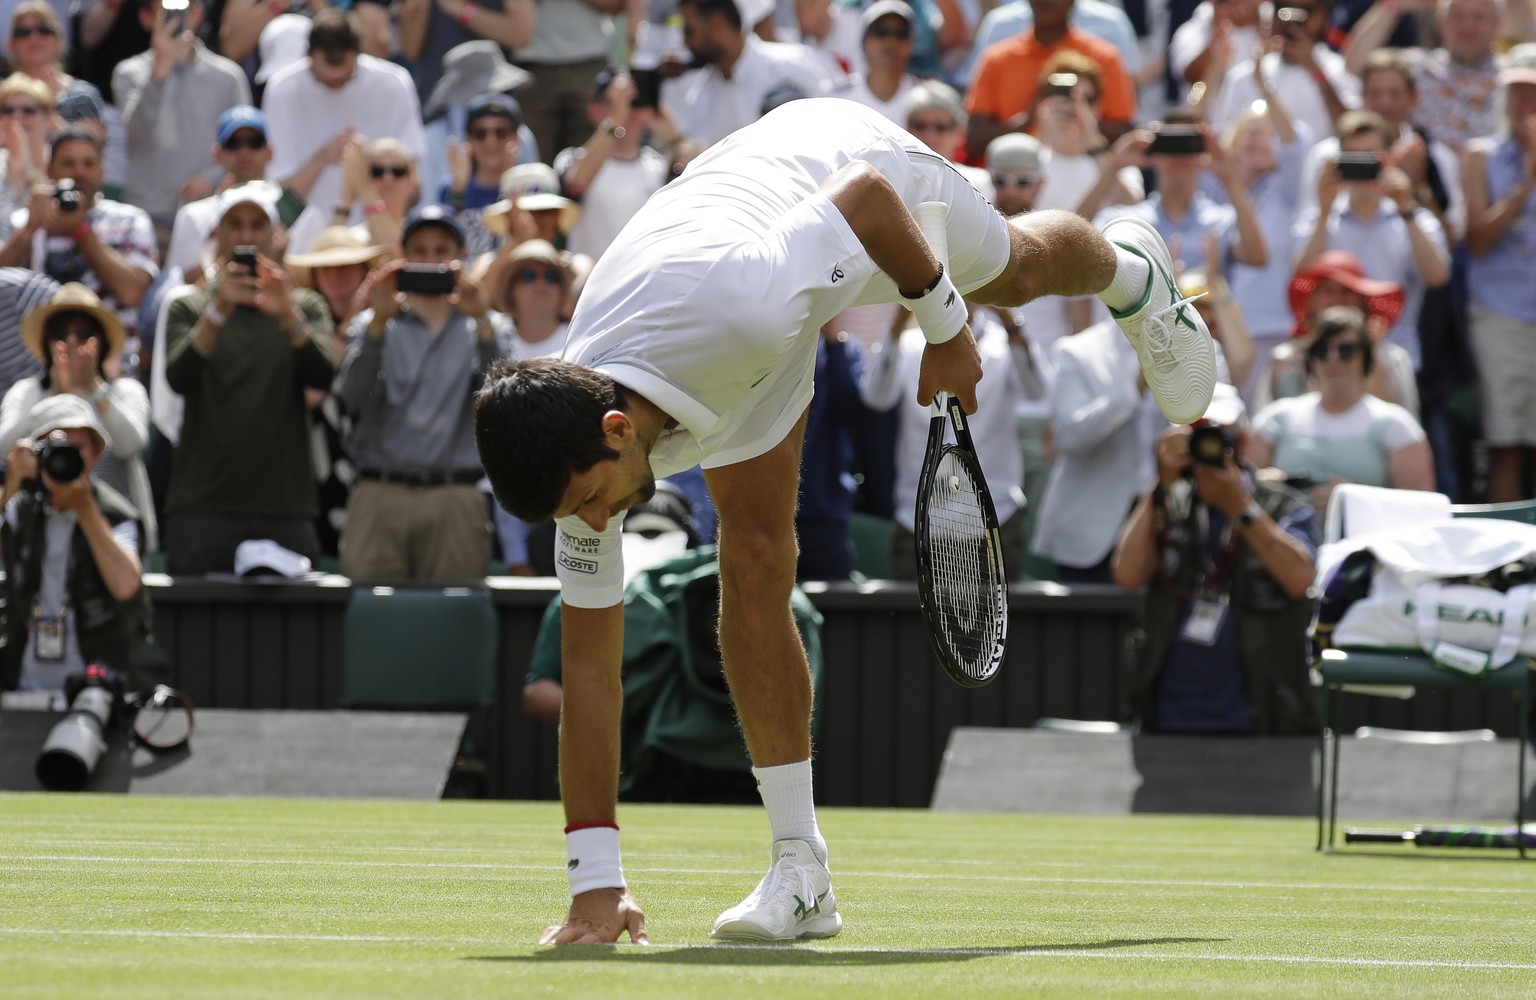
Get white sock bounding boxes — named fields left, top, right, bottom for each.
left=1099, top=245, right=1152, bottom=312
left=753, top=759, right=827, bottom=866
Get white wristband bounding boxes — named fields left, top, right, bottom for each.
left=565, top=825, right=626, bottom=897
left=903, top=266, right=967, bottom=345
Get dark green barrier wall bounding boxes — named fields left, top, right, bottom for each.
left=144, top=578, right=1530, bottom=804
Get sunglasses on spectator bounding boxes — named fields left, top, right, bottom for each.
left=514, top=267, right=563, bottom=285
left=0, top=103, right=41, bottom=117
left=867, top=25, right=911, bottom=40
left=469, top=126, right=514, bottom=141
left=222, top=135, right=267, bottom=152
left=44, top=321, right=102, bottom=344
left=1309, top=339, right=1365, bottom=362
left=370, top=164, right=410, bottom=179
left=991, top=173, right=1039, bottom=189
left=11, top=24, right=57, bottom=39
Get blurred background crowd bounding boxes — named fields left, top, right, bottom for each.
left=0, top=0, right=1532, bottom=726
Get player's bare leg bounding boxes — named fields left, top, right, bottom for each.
left=705, top=407, right=814, bottom=771
left=703, top=408, right=841, bottom=942
left=968, top=209, right=1118, bottom=305
left=971, top=209, right=1217, bottom=424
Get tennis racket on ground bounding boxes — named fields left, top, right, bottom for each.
left=911, top=201, right=1009, bottom=689
left=1344, top=825, right=1536, bottom=849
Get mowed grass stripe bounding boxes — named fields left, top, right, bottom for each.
left=6, top=794, right=1536, bottom=999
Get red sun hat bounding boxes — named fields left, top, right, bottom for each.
left=1287, top=250, right=1405, bottom=336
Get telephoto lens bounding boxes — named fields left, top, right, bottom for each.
left=35, top=666, right=124, bottom=791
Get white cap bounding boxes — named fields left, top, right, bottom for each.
left=733, top=0, right=774, bottom=31
left=234, top=539, right=314, bottom=579
left=28, top=393, right=111, bottom=452
left=1200, top=382, right=1247, bottom=428
left=861, top=0, right=916, bottom=29
left=215, top=182, right=281, bottom=226
left=255, top=14, right=312, bottom=84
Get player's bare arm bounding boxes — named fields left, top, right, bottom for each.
left=543, top=600, right=642, bottom=944
left=819, top=162, right=985, bottom=413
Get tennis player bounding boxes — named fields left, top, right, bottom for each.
left=475, top=98, right=1213, bottom=945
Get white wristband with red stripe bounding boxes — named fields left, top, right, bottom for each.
left=565, top=823, right=625, bottom=897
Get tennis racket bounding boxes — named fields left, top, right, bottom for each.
left=1345, top=825, right=1536, bottom=849
left=911, top=201, right=1009, bottom=688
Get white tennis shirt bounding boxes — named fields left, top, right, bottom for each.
left=555, top=98, right=1012, bottom=607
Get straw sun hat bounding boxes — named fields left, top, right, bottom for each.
left=20, top=283, right=126, bottom=362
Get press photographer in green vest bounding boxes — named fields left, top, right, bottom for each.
left=0, top=393, right=163, bottom=694
left=1111, top=383, right=1320, bottom=735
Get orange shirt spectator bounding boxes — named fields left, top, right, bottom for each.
left=967, top=28, right=1136, bottom=133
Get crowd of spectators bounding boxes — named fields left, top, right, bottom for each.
left=0, top=0, right=1529, bottom=727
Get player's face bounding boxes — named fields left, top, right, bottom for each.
left=556, top=435, right=657, bottom=532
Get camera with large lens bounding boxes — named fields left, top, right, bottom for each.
left=33, top=429, right=84, bottom=484
left=35, top=663, right=125, bottom=792
left=1188, top=422, right=1235, bottom=467
left=53, top=178, right=82, bottom=214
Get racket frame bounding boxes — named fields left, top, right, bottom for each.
left=914, top=391, right=1010, bottom=687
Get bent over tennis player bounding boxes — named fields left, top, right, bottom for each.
left=474, top=98, right=1214, bottom=945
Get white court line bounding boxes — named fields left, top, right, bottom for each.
left=0, top=928, right=1532, bottom=971
left=0, top=927, right=415, bottom=943
left=3, top=854, right=1533, bottom=897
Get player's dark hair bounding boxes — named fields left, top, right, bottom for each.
left=679, top=0, right=742, bottom=31
left=474, top=357, right=628, bottom=522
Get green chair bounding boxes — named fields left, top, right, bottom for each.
left=342, top=586, right=501, bottom=797
left=847, top=511, right=894, bottom=580
left=341, top=586, right=499, bottom=710
left=1315, top=499, right=1536, bottom=857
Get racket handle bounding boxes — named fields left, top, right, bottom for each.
left=915, top=201, right=949, bottom=264
left=1342, top=828, right=1415, bottom=844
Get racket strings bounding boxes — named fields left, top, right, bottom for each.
left=923, top=454, right=1003, bottom=678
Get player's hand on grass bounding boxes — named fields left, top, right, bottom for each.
left=917, top=325, right=983, bottom=413
left=539, top=887, right=648, bottom=945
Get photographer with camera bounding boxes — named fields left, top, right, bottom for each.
left=0, top=283, right=154, bottom=550
left=1209, top=0, right=1360, bottom=141
left=1093, top=111, right=1269, bottom=276
left=553, top=68, right=669, bottom=262
left=0, top=393, right=163, bottom=695
left=161, top=183, right=336, bottom=575
left=334, top=204, right=509, bottom=581
left=0, top=128, right=158, bottom=360
left=1111, top=384, right=1319, bottom=735
left=1293, top=110, right=1450, bottom=370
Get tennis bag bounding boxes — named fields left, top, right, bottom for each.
left=1313, top=518, right=1536, bottom=676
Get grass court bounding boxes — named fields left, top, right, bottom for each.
left=3, top=793, right=1533, bottom=998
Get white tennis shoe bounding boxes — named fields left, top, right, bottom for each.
left=1102, top=216, right=1217, bottom=426
left=711, top=839, right=843, bottom=942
